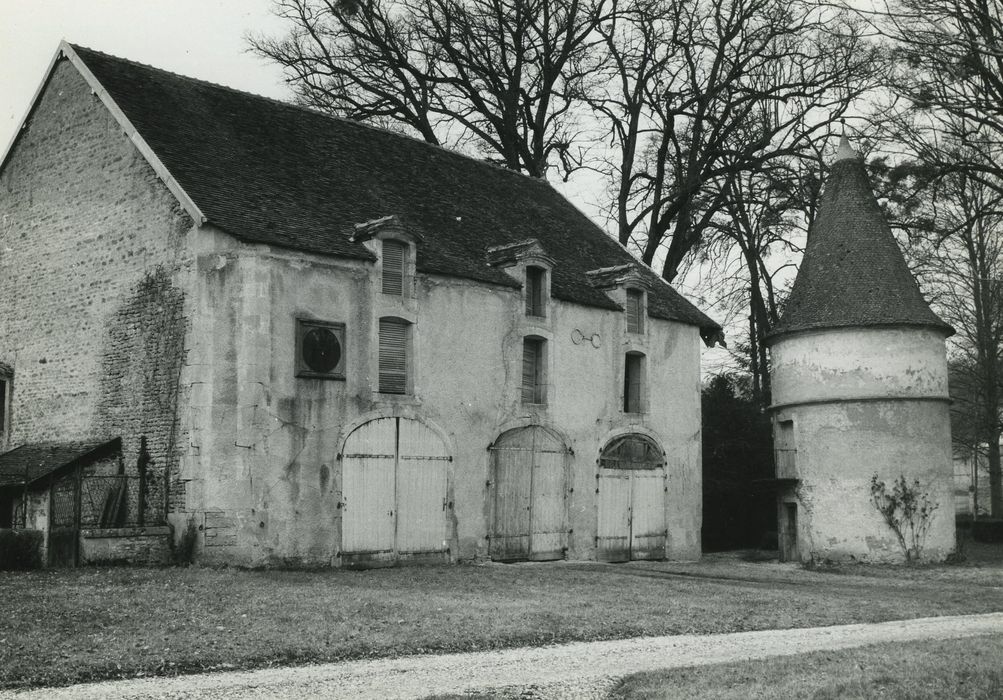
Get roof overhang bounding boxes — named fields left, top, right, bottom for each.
left=0, top=437, right=122, bottom=490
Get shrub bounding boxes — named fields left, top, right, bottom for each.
left=870, top=475, right=939, bottom=562
left=0, top=529, right=44, bottom=570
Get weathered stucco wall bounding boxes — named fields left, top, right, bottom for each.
left=174, top=233, right=703, bottom=566
left=0, top=58, right=194, bottom=523
left=771, top=327, right=949, bottom=407
left=772, top=327, right=955, bottom=563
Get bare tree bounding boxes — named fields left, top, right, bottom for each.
left=872, top=151, right=1003, bottom=517
left=858, top=0, right=1003, bottom=516
left=254, top=0, right=876, bottom=279
left=587, top=0, right=877, bottom=281
left=250, top=0, right=615, bottom=177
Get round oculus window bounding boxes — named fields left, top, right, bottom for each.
left=302, top=327, right=342, bottom=373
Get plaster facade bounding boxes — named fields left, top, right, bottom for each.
left=771, top=324, right=955, bottom=563
left=175, top=231, right=703, bottom=566
left=0, top=59, right=194, bottom=527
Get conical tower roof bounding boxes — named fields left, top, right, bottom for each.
left=766, top=137, right=953, bottom=341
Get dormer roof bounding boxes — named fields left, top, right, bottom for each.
left=485, top=239, right=555, bottom=268
left=766, top=137, right=953, bottom=342
left=585, top=264, right=653, bottom=291
left=350, top=215, right=423, bottom=243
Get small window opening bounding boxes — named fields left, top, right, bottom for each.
left=296, top=320, right=346, bottom=379
left=379, top=317, right=410, bottom=394
left=521, top=337, right=546, bottom=404
left=525, top=266, right=546, bottom=317
left=623, top=352, right=644, bottom=413
left=626, top=289, right=644, bottom=333
left=382, top=240, right=408, bottom=296
left=775, top=419, right=796, bottom=477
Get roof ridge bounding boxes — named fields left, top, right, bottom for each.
left=68, top=42, right=558, bottom=190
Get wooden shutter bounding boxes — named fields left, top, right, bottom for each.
left=626, top=289, right=643, bottom=333
left=624, top=353, right=643, bottom=413
left=379, top=318, right=408, bottom=394
left=382, top=240, right=406, bottom=295
left=525, top=267, right=545, bottom=316
left=522, top=338, right=544, bottom=403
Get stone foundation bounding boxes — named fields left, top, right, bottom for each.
left=79, top=525, right=171, bottom=565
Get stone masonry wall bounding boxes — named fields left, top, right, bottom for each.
left=0, top=57, right=193, bottom=525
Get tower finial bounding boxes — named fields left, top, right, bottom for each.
left=834, top=133, right=858, bottom=162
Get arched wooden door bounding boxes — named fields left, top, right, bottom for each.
left=341, top=417, right=450, bottom=565
left=596, top=434, right=666, bottom=562
left=489, top=425, right=570, bottom=561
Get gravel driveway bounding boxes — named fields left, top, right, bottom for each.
left=7, top=612, right=1003, bottom=699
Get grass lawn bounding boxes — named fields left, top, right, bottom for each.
left=609, top=635, right=1003, bottom=699
left=1, top=543, right=1001, bottom=690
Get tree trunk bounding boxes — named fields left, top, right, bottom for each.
left=989, top=426, right=1002, bottom=517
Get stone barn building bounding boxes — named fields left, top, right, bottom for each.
left=0, top=43, right=719, bottom=567
left=766, top=137, right=956, bottom=564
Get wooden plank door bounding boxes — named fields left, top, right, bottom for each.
left=396, top=418, right=449, bottom=555
left=596, top=472, right=631, bottom=562
left=490, top=441, right=533, bottom=560
left=490, top=426, right=568, bottom=561
left=341, top=417, right=396, bottom=555
left=629, top=471, right=667, bottom=560
left=529, top=445, right=567, bottom=560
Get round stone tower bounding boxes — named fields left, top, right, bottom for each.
left=765, top=137, right=956, bottom=564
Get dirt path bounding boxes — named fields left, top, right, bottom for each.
left=8, top=613, right=1003, bottom=700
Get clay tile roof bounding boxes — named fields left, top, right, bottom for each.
left=766, top=139, right=952, bottom=341
left=67, top=45, right=719, bottom=336
left=0, top=438, right=120, bottom=488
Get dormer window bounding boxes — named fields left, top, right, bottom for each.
left=382, top=240, right=408, bottom=296
left=626, top=289, right=644, bottom=333
left=526, top=266, right=546, bottom=317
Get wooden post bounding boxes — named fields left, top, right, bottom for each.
left=137, top=436, right=150, bottom=527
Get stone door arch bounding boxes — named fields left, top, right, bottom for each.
left=596, top=434, right=666, bottom=561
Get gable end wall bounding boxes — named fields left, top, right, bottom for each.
left=0, top=58, right=194, bottom=526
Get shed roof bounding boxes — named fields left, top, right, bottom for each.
left=55, top=45, right=719, bottom=339
left=0, top=439, right=120, bottom=489
left=767, top=138, right=952, bottom=341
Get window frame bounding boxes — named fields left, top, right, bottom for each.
left=378, top=316, right=411, bottom=395
left=623, top=351, right=645, bottom=414
left=295, top=319, right=347, bottom=380
left=521, top=336, right=547, bottom=404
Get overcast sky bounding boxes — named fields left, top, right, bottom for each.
left=0, top=1, right=293, bottom=153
